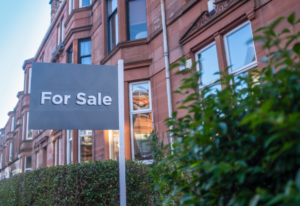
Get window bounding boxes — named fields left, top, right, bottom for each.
left=129, top=82, right=153, bottom=161
left=195, top=42, right=222, bottom=95
left=54, top=141, right=58, bottom=166
left=224, top=21, right=257, bottom=75
left=26, top=113, right=33, bottom=140
left=61, top=19, right=64, bottom=43
left=36, top=152, right=39, bottom=169
left=11, top=116, right=15, bottom=131
left=78, top=130, right=92, bottom=163
left=67, top=46, right=73, bottom=63
left=107, top=0, right=118, bottom=52
left=0, top=154, right=3, bottom=169
left=127, top=0, right=147, bottom=40
left=28, top=68, right=32, bottom=93
left=67, top=130, right=73, bottom=164
left=79, top=38, right=91, bottom=64
left=9, top=142, right=13, bottom=161
left=22, top=115, right=25, bottom=140
left=69, top=0, right=74, bottom=14
left=40, top=53, right=44, bottom=62
left=57, top=24, right=61, bottom=46
left=25, top=156, right=32, bottom=171
left=80, top=0, right=91, bottom=7
left=59, top=138, right=62, bottom=165
left=109, top=130, right=119, bottom=161
left=24, top=71, right=27, bottom=93
left=207, top=0, right=216, bottom=13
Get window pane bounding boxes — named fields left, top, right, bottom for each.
left=79, top=130, right=92, bottom=136
left=80, top=135, right=93, bottom=162
left=226, top=23, right=256, bottom=72
left=109, top=130, right=119, bottom=161
left=197, top=44, right=220, bottom=86
left=129, top=0, right=147, bottom=40
left=132, top=82, right=150, bottom=111
left=81, top=57, right=91, bottom=64
left=109, top=13, right=118, bottom=51
left=80, top=40, right=91, bottom=56
left=107, top=0, right=117, bottom=15
left=82, top=0, right=90, bottom=7
left=25, top=156, right=31, bottom=169
left=132, top=113, right=153, bottom=160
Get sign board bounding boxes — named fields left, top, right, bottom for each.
left=29, top=61, right=126, bottom=206
left=29, top=63, right=119, bottom=130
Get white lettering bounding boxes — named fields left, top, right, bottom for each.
left=103, top=96, right=112, bottom=105
left=64, top=95, right=71, bottom=105
left=98, top=93, right=101, bottom=105
left=87, top=96, right=96, bottom=105
left=76, top=93, right=86, bottom=105
left=52, top=95, right=63, bottom=105
left=41, top=92, right=52, bottom=104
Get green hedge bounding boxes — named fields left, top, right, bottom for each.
left=0, top=160, right=155, bottom=206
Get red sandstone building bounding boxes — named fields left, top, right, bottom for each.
left=0, top=0, right=299, bottom=178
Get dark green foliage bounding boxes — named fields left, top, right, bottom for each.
left=0, top=160, right=154, bottom=206
left=150, top=13, right=300, bottom=205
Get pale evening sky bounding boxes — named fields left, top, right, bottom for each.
left=0, top=1, right=51, bottom=127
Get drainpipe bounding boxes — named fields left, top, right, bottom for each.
left=161, top=0, right=174, bottom=150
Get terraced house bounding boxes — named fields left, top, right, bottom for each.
left=0, top=0, right=299, bottom=179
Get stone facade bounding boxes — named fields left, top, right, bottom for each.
left=0, top=0, right=299, bottom=178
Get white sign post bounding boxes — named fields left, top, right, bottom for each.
left=118, top=59, right=126, bottom=206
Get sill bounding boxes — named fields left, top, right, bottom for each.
left=100, top=38, right=147, bottom=65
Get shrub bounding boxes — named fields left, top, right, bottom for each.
left=150, top=13, right=300, bottom=205
left=0, top=160, right=154, bottom=206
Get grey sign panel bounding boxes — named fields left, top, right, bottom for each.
left=29, top=63, right=119, bottom=130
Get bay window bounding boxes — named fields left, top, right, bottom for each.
left=28, top=68, right=32, bottom=94
left=22, top=115, right=25, bottom=140
left=67, top=130, right=73, bottom=164
left=78, top=130, right=93, bottom=163
left=9, top=142, right=13, bottom=161
left=25, top=156, right=32, bottom=171
left=57, top=24, right=61, bottom=46
left=107, top=0, right=118, bottom=52
left=11, top=116, right=15, bottom=131
left=129, top=81, right=153, bottom=161
left=79, top=38, right=91, bottom=64
left=127, top=0, right=147, bottom=40
left=61, top=18, right=64, bottom=43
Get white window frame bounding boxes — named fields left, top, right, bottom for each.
left=224, top=21, right=258, bottom=76
left=24, top=156, right=32, bottom=171
left=26, top=112, right=32, bottom=140
left=22, top=115, right=25, bottom=140
left=59, top=138, right=62, bottom=165
left=36, top=152, right=39, bottom=169
left=9, top=142, right=13, bottom=161
left=11, top=116, right=15, bottom=132
left=79, top=0, right=92, bottom=8
left=78, top=130, right=93, bottom=163
left=67, top=130, right=73, bottom=164
left=195, top=41, right=221, bottom=90
left=28, top=68, right=32, bottom=93
left=55, top=141, right=58, bottom=166
left=129, top=81, right=153, bottom=162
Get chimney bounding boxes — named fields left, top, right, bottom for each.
left=49, top=0, right=61, bottom=22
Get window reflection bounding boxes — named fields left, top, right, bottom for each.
left=109, top=130, right=119, bottom=161
left=79, top=130, right=92, bottom=162
left=79, top=38, right=91, bottom=64
left=132, top=83, right=150, bottom=111
left=132, top=113, right=153, bottom=160
left=226, top=23, right=256, bottom=72
left=107, top=0, right=118, bottom=52
left=128, top=0, right=148, bottom=40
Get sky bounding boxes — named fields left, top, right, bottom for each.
left=0, top=1, right=51, bottom=127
